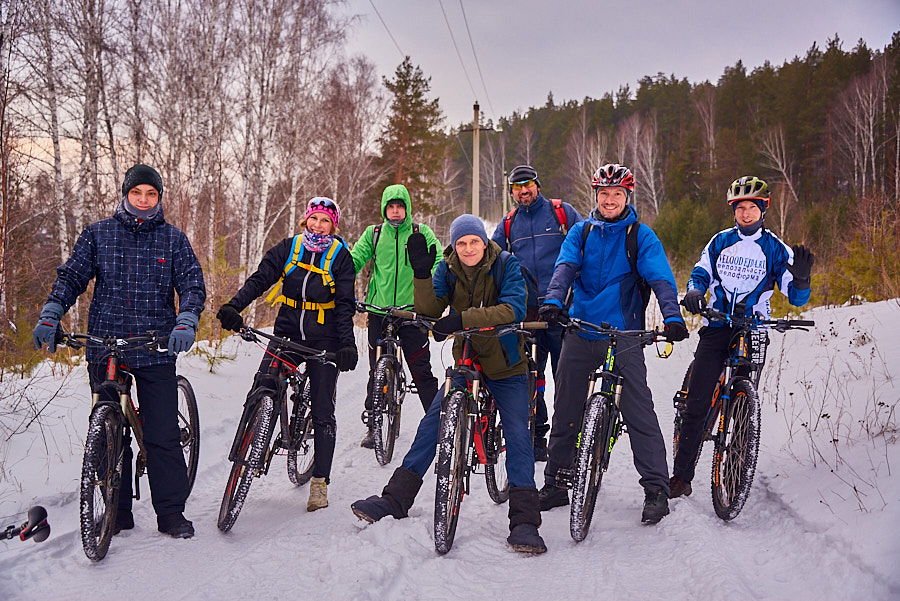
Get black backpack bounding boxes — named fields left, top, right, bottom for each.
left=579, top=221, right=652, bottom=328
left=444, top=251, right=541, bottom=321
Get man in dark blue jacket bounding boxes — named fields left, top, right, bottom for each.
left=491, top=165, right=582, bottom=461
left=537, top=164, right=688, bottom=524
left=33, top=164, right=206, bottom=539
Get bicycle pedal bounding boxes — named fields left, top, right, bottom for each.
left=555, top=468, right=575, bottom=489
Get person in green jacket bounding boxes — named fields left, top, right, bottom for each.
left=350, top=184, right=442, bottom=448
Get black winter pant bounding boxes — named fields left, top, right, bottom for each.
left=544, top=333, right=669, bottom=494
left=672, top=326, right=736, bottom=482
left=88, top=362, right=189, bottom=518
left=256, top=338, right=340, bottom=483
left=366, top=313, right=439, bottom=413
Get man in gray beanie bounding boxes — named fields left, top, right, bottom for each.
left=351, top=213, right=547, bottom=554
left=33, top=164, right=206, bottom=540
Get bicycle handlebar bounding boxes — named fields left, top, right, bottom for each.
left=563, top=317, right=668, bottom=343
left=697, top=307, right=815, bottom=332
left=386, top=307, right=547, bottom=336
left=3, top=506, right=50, bottom=543
left=57, top=331, right=169, bottom=352
left=238, top=326, right=337, bottom=364
left=356, top=301, right=414, bottom=315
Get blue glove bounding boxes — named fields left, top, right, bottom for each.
left=33, top=302, right=64, bottom=353
left=168, top=312, right=198, bottom=356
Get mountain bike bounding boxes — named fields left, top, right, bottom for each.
left=217, top=326, right=335, bottom=533
left=357, top=302, right=419, bottom=466
left=554, top=318, right=673, bottom=542
left=59, top=331, right=199, bottom=561
left=672, top=306, right=814, bottom=521
left=3, top=506, right=50, bottom=543
left=388, top=309, right=545, bottom=554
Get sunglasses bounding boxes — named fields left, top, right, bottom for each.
left=510, top=179, right=536, bottom=191
left=309, top=197, right=337, bottom=210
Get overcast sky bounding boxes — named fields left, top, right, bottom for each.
left=338, top=0, right=900, bottom=128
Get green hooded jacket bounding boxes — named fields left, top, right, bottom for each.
left=350, top=184, right=442, bottom=309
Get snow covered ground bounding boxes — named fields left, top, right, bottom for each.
left=1, top=300, right=898, bottom=600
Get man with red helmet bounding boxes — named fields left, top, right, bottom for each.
left=537, top=163, right=687, bottom=524
left=669, top=176, right=813, bottom=499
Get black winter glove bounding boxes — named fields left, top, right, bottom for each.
left=787, top=244, right=814, bottom=290
left=433, top=312, right=464, bottom=337
left=664, top=320, right=689, bottom=342
left=216, top=304, right=244, bottom=332
left=407, top=232, right=437, bottom=280
left=682, top=289, right=706, bottom=315
left=538, top=303, right=566, bottom=326
left=336, top=346, right=358, bottom=372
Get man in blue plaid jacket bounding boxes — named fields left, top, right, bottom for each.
left=33, top=164, right=206, bottom=539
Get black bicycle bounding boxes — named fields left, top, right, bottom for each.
left=217, top=326, right=335, bottom=533
left=3, top=506, right=50, bottom=543
left=357, top=302, right=419, bottom=466
left=59, top=331, right=199, bottom=561
left=388, top=310, right=545, bottom=554
left=554, top=319, right=673, bottom=542
left=673, top=307, right=814, bottom=521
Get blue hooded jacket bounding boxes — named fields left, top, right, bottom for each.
left=544, top=205, right=683, bottom=339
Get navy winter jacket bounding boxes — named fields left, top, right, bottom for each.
left=48, top=204, right=206, bottom=367
left=544, top=205, right=684, bottom=339
left=490, top=194, right=582, bottom=297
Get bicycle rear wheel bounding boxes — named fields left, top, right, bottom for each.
left=218, top=396, right=275, bottom=532
left=570, top=394, right=611, bottom=543
left=80, top=404, right=124, bottom=561
left=711, top=380, right=761, bottom=521
left=176, top=376, right=200, bottom=495
left=484, top=401, right=509, bottom=504
left=371, top=355, right=403, bottom=466
left=287, top=376, right=315, bottom=486
left=434, top=390, right=469, bottom=554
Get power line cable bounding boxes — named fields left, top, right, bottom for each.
left=369, top=0, right=405, bottom=59
left=437, top=0, right=479, bottom=102
left=457, top=0, right=496, bottom=122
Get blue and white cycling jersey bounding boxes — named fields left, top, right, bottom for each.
left=688, top=226, right=810, bottom=325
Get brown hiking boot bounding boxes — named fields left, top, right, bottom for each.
left=669, top=475, right=692, bottom=499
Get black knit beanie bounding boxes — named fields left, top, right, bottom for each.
left=121, top=164, right=163, bottom=200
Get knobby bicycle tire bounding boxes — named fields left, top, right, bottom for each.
left=218, top=396, right=275, bottom=532
left=287, top=375, right=315, bottom=486
left=176, top=376, right=200, bottom=495
left=484, top=401, right=509, bottom=504
left=711, top=380, right=761, bottom=521
left=434, top=390, right=469, bottom=554
left=80, top=404, right=124, bottom=561
left=372, top=356, right=402, bottom=466
left=570, top=394, right=611, bottom=543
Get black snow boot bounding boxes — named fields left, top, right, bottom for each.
left=351, top=467, right=422, bottom=523
left=538, top=482, right=569, bottom=511
left=641, top=488, right=670, bottom=524
left=507, top=487, right=547, bottom=554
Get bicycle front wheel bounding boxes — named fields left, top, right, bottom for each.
left=218, top=396, right=275, bottom=532
left=176, top=376, right=200, bottom=495
left=80, top=404, right=124, bottom=561
left=287, top=376, right=315, bottom=486
left=711, top=380, right=761, bottom=521
left=371, top=355, right=402, bottom=466
left=434, top=390, right=469, bottom=554
left=484, top=401, right=509, bottom=504
left=570, top=394, right=611, bottom=543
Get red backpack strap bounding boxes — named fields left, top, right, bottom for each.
left=503, top=207, right=517, bottom=249
left=551, top=199, right=568, bottom=235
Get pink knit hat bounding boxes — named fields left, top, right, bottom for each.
left=304, top=196, right=341, bottom=226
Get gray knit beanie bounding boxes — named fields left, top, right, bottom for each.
left=449, top=214, right=489, bottom=247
